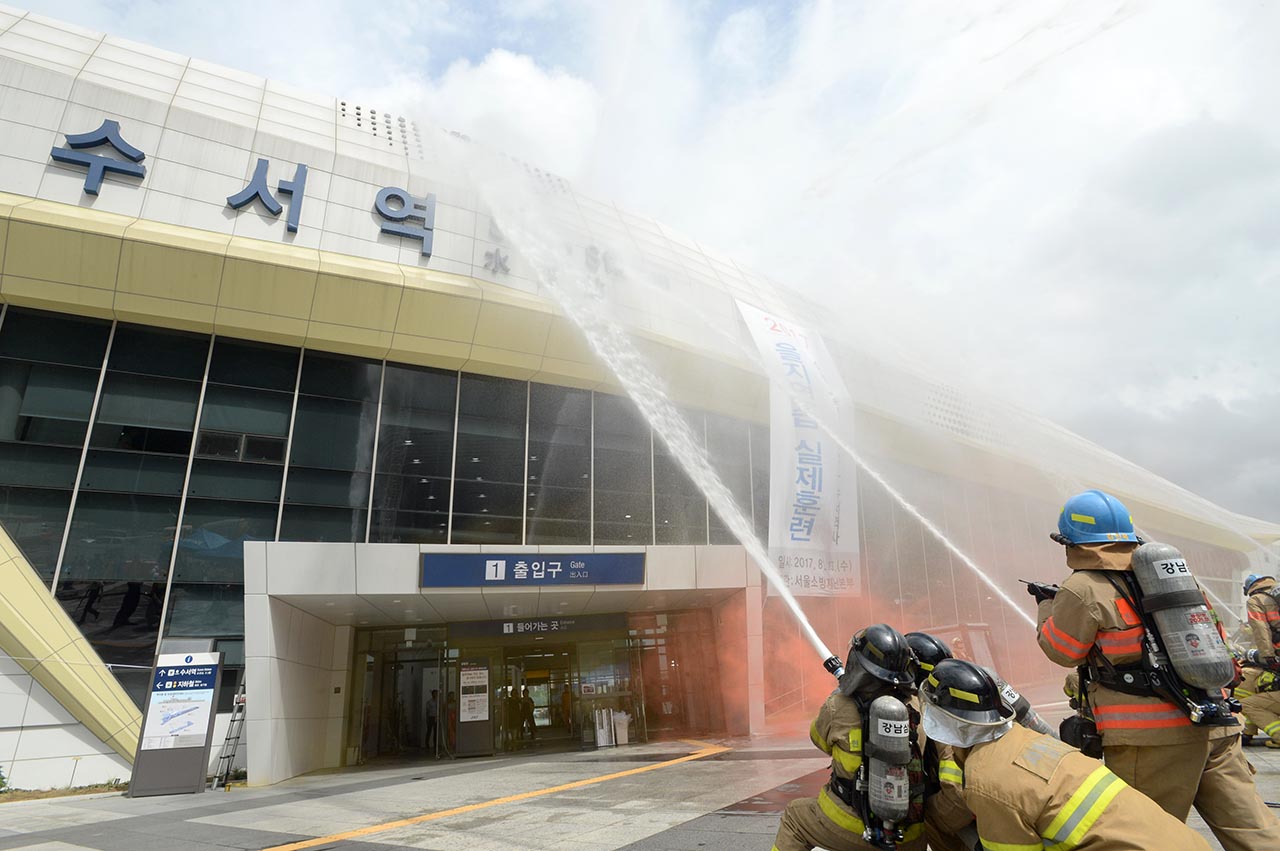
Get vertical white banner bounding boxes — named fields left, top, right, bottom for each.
left=736, top=301, right=859, bottom=596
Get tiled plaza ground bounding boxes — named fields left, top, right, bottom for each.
left=0, top=733, right=1275, bottom=850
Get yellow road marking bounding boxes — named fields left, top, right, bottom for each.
left=260, top=739, right=731, bottom=851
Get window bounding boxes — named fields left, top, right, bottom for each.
left=60, top=324, right=210, bottom=686
left=280, top=352, right=379, bottom=542
left=451, top=374, right=526, bottom=544
left=0, top=308, right=111, bottom=578
left=370, top=363, right=456, bottom=544
left=654, top=409, right=707, bottom=545
left=593, top=393, right=652, bottom=544
left=526, top=383, right=591, bottom=544
left=706, top=414, right=752, bottom=545
left=170, top=339, right=299, bottom=638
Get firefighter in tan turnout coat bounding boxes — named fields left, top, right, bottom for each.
left=1239, top=573, right=1280, bottom=747
left=920, top=658, right=1212, bottom=851
left=771, top=625, right=927, bottom=851
left=1032, top=489, right=1279, bottom=851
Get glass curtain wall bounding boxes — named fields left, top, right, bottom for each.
left=654, top=409, right=707, bottom=545
left=0, top=308, right=111, bottom=580
left=0, top=306, right=783, bottom=708
left=451, top=374, right=526, bottom=544
left=370, top=363, right=457, bottom=543
left=167, top=339, right=300, bottom=638
left=706, top=413, right=753, bottom=545
left=526, top=383, right=592, bottom=545
left=59, top=324, right=210, bottom=701
left=593, top=393, right=653, bottom=544
left=279, top=352, right=380, bottom=542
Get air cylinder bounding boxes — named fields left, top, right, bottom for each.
left=866, top=694, right=912, bottom=823
left=1130, top=542, right=1234, bottom=690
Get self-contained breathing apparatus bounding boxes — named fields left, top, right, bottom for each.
left=827, top=626, right=924, bottom=850
left=1049, top=538, right=1239, bottom=727
left=824, top=693, right=924, bottom=850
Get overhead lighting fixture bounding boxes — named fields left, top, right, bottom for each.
left=404, top=439, right=414, bottom=446
left=324, top=602, right=335, bottom=607
left=411, top=458, right=421, bottom=465
left=478, top=493, right=486, bottom=499
left=624, top=514, right=631, bottom=519
left=470, top=456, right=480, bottom=463
left=419, top=478, right=428, bottom=484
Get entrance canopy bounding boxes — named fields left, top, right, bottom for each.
left=243, top=542, right=764, bottom=785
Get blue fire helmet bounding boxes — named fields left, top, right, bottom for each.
left=1244, top=574, right=1272, bottom=595
left=1057, top=490, right=1137, bottom=545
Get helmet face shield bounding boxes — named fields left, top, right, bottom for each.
left=919, top=659, right=1015, bottom=747
left=921, top=701, right=1012, bottom=748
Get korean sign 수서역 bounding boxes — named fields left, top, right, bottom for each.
left=419, top=552, right=645, bottom=587
left=47, top=118, right=445, bottom=260
left=140, top=652, right=220, bottom=750
left=735, top=300, right=858, bottom=596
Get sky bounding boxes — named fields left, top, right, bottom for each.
left=24, top=0, right=1280, bottom=523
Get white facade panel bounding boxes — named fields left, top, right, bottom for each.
left=155, top=127, right=252, bottom=178
left=0, top=152, right=43, bottom=194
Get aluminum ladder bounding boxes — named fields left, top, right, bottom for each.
left=210, top=681, right=246, bottom=790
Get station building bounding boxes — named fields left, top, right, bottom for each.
left=0, top=8, right=1276, bottom=789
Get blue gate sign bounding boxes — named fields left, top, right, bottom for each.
left=420, top=552, right=645, bottom=587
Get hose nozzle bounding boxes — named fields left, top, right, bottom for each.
left=823, top=655, right=845, bottom=679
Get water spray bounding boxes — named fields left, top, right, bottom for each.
left=470, top=204, right=839, bottom=672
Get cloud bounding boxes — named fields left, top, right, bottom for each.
left=363, top=50, right=601, bottom=181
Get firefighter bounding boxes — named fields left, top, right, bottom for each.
left=1239, top=573, right=1280, bottom=747
left=771, top=624, right=926, bottom=851
left=1030, top=489, right=1280, bottom=850
left=920, top=659, right=1213, bottom=851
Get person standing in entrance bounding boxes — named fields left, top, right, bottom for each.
left=424, top=688, right=439, bottom=752
left=561, top=683, right=574, bottom=734
left=521, top=686, right=537, bottom=741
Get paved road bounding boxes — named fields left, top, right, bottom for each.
left=0, top=734, right=1275, bottom=850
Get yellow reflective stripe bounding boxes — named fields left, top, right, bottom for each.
left=832, top=747, right=861, bottom=773
left=938, top=758, right=963, bottom=785
left=1235, top=688, right=1255, bottom=697
left=949, top=687, right=980, bottom=703
left=978, top=839, right=1041, bottom=851
left=1042, top=766, right=1125, bottom=850
left=818, top=786, right=865, bottom=833
left=1264, top=720, right=1280, bottom=737
left=810, top=720, right=832, bottom=754
left=849, top=726, right=863, bottom=752
left=1070, top=513, right=1096, bottom=525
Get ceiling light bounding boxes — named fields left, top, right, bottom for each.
left=470, top=456, right=480, bottom=462
left=419, top=478, right=427, bottom=483
left=478, top=493, right=486, bottom=498
left=393, top=599, right=401, bottom=603
left=403, top=439, right=414, bottom=446
left=324, top=602, right=334, bottom=606
left=624, top=514, right=631, bottom=519
left=411, top=458, right=421, bottom=465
